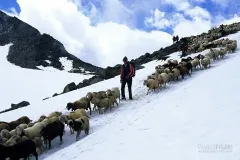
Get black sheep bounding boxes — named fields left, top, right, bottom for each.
left=186, top=62, right=193, bottom=73
left=40, top=120, right=64, bottom=150
left=0, top=139, right=38, bottom=160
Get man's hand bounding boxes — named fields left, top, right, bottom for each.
left=120, top=79, right=123, bottom=83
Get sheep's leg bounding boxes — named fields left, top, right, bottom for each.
left=76, top=130, right=81, bottom=141
left=60, top=134, right=63, bottom=145
left=48, top=140, right=51, bottom=150
left=85, top=127, right=89, bottom=135
left=89, top=107, right=92, bottom=115
left=115, top=100, right=118, bottom=106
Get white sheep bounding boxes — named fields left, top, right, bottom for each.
left=157, top=73, right=169, bottom=87
left=143, top=79, right=159, bottom=95
left=20, top=122, right=46, bottom=139
left=200, top=57, right=211, bottom=69
left=191, top=58, right=201, bottom=70
left=91, top=97, right=112, bottom=114
left=108, top=87, right=121, bottom=103
left=171, top=68, right=180, bottom=81
left=164, top=68, right=170, bottom=74
left=67, top=109, right=88, bottom=120
left=219, top=48, right=228, bottom=58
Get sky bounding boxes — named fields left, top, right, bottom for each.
left=1, top=0, right=240, bottom=68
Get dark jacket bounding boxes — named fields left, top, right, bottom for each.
left=120, top=62, right=134, bottom=80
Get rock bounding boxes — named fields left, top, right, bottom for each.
left=52, top=93, right=60, bottom=97
left=43, top=97, right=50, bottom=100
left=63, top=82, right=77, bottom=93
left=11, top=101, right=30, bottom=109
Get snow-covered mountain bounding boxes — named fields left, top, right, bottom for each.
left=1, top=28, right=240, bottom=160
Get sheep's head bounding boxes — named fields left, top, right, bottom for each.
left=91, top=97, right=100, bottom=105
left=155, top=66, right=158, bottom=69
left=68, top=120, right=74, bottom=127
left=66, top=103, right=74, bottom=110
left=86, top=92, right=93, bottom=100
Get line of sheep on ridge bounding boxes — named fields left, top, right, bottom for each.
left=143, top=39, right=237, bottom=94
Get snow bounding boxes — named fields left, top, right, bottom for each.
left=1, top=32, right=240, bottom=160
left=45, top=60, right=51, bottom=64
left=59, top=57, right=73, bottom=72
left=0, top=45, right=93, bottom=110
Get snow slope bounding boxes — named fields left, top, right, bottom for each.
left=0, top=44, right=92, bottom=110
left=1, top=32, right=240, bottom=160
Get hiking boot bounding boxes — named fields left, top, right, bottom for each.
left=129, top=97, right=133, bottom=100
left=121, top=97, right=126, bottom=100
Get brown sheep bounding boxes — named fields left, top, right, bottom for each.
left=1, top=116, right=32, bottom=131
left=66, top=98, right=92, bottom=115
left=177, top=66, right=191, bottom=79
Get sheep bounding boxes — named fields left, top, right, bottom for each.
left=143, top=79, right=159, bottom=95
left=227, top=43, right=237, bottom=53
left=91, top=97, right=112, bottom=114
left=4, top=135, right=22, bottom=146
left=0, top=129, right=11, bottom=140
left=167, top=72, right=174, bottom=82
left=48, top=111, right=62, bottom=118
left=40, top=120, right=64, bottom=150
left=59, top=114, right=69, bottom=124
left=200, top=57, right=211, bottom=69
left=164, top=68, right=170, bottom=74
left=68, top=116, right=90, bottom=141
left=67, top=109, right=89, bottom=120
left=1, top=116, right=32, bottom=131
left=20, top=122, right=46, bottom=139
left=0, top=123, right=10, bottom=132
left=66, top=98, right=92, bottom=115
left=106, top=87, right=121, bottom=103
left=157, top=73, right=169, bottom=87
left=191, top=58, right=201, bottom=70
left=177, top=66, right=191, bottom=79
left=219, top=48, right=228, bottom=58
left=32, top=137, right=45, bottom=154
left=209, top=49, right=220, bottom=60
left=171, top=68, right=180, bottom=81
left=0, top=139, right=38, bottom=160
left=106, top=94, right=118, bottom=108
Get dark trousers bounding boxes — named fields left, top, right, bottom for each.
left=121, top=78, right=132, bottom=99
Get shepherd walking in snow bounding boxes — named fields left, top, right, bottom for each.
left=120, top=56, right=135, bottom=100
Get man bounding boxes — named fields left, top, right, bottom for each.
left=120, top=56, right=134, bottom=100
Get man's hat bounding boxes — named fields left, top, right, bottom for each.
left=123, top=56, right=128, bottom=61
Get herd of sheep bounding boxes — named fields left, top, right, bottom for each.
left=0, top=87, right=120, bottom=160
left=143, top=38, right=237, bottom=94
left=0, top=35, right=238, bottom=159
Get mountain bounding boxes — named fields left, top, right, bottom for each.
left=0, top=11, right=103, bottom=75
